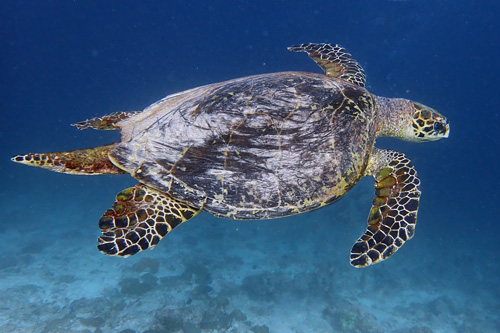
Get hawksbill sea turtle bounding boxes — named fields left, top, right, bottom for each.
left=12, top=43, right=449, bottom=267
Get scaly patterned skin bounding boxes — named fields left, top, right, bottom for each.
left=350, top=149, right=421, bottom=267
left=411, top=102, right=449, bottom=140
left=375, top=97, right=449, bottom=142
left=288, top=43, right=366, bottom=87
left=97, top=184, right=200, bottom=256
left=11, top=144, right=125, bottom=175
left=72, top=111, right=140, bottom=130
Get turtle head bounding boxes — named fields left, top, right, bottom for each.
left=407, top=101, right=449, bottom=142
left=377, top=98, right=450, bottom=142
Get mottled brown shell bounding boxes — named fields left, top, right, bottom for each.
left=110, top=72, right=377, bottom=219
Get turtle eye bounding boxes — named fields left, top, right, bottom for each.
left=433, top=121, right=445, bottom=133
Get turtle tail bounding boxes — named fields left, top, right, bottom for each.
left=11, top=143, right=126, bottom=175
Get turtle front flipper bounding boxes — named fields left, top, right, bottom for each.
left=72, top=111, right=140, bottom=130
left=97, top=184, right=201, bottom=257
left=288, top=43, right=366, bottom=87
left=350, top=148, right=421, bottom=267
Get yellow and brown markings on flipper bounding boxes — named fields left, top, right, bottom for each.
left=288, top=43, right=366, bottom=87
left=97, top=184, right=201, bottom=257
left=350, top=150, right=421, bottom=267
left=11, top=144, right=126, bottom=175
left=72, top=111, right=140, bottom=130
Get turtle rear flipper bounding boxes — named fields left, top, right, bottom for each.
left=72, top=111, right=140, bottom=130
left=350, top=148, right=421, bottom=267
left=98, top=184, right=201, bottom=257
left=11, top=144, right=126, bottom=175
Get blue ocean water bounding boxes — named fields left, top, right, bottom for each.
left=1, top=1, right=499, bottom=332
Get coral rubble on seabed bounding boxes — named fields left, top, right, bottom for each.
left=0, top=181, right=498, bottom=332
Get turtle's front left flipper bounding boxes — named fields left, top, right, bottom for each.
left=97, top=184, right=201, bottom=257
left=288, top=43, right=366, bottom=87
left=350, top=148, right=421, bottom=267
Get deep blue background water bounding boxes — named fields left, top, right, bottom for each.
left=1, top=1, right=499, bottom=331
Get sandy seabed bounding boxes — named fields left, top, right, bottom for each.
left=1, top=178, right=498, bottom=333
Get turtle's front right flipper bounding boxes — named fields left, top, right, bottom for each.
left=350, top=148, right=421, bottom=267
left=97, top=184, right=201, bottom=257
